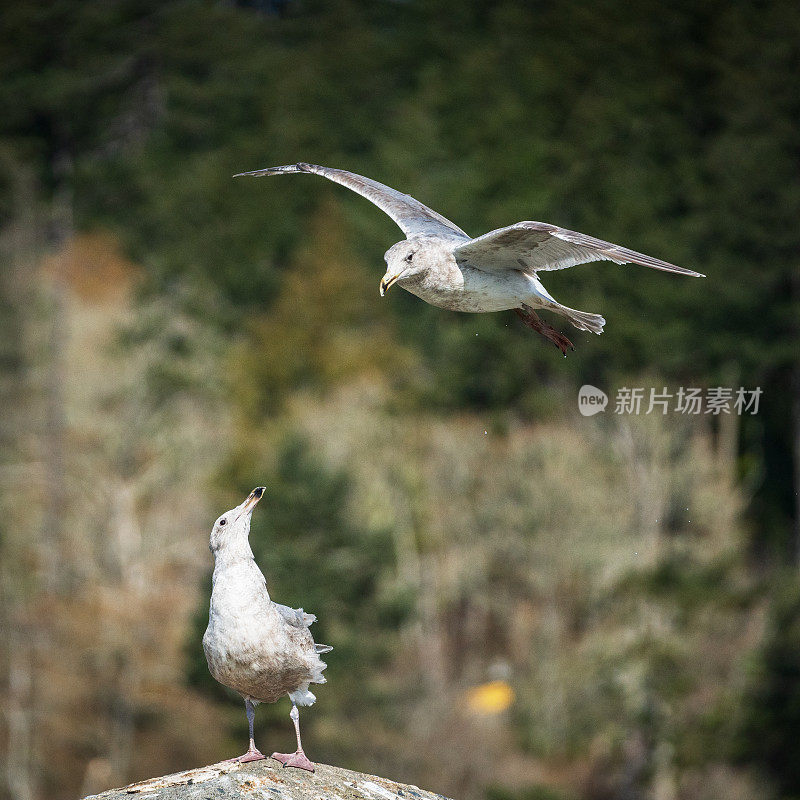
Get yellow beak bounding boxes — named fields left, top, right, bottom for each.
left=380, top=274, right=400, bottom=297
left=238, top=486, right=265, bottom=518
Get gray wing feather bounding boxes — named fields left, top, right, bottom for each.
left=234, top=163, right=469, bottom=241
left=274, top=604, right=333, bottom=654
left=274, top=603, right=317, bottom=629
left=454, top=221, right=704, bottom=277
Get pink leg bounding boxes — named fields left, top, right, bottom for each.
left=271, top=704, right=315, bottom=772
left=515, top=306, right=574, bottom=356
left=225, top=698, right=265, bottom=763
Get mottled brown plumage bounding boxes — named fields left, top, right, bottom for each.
left=203, top=488, right=330, bottom=771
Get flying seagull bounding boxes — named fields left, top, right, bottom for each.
left=203, top=487, right=331, bottom=772
left=235, top=163, right=704, bottom=353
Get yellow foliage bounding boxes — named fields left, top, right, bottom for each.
left=464, top=680, right=515, bottom=715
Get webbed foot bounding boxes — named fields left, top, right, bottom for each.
left=271, top=750, right=315, bottom=772
left=515, top=306, right=575, bottom=355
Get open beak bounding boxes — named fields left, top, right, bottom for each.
left=238, top=486, right=265, bottom=518
left=380, top=273, right=400, bottom=297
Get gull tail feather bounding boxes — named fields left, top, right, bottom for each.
left=563, top=308, right=606, bottom=335
left=290, top=685, right=317, bottom=707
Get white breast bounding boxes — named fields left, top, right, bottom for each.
left=204, top=561, right=280, bottom=665
left=403, top=259, right=532, bottom=313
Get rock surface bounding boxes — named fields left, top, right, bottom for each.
left=83, top=759, right=453, bottom=800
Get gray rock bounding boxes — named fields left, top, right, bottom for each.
left=83, top=759, right=454, bottom=800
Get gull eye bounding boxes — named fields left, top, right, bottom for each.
left=219, top=518, right=227, bottom=526
left=405, top=252, right=414, bottom=263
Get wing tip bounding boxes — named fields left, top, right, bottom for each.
left=651, top=264, right=705, bottom=278
left=232, top=168, right=279, bottom=178
left=233, top=163, right=318, bottom=178
left=616, top=251, right=705, bottom=278
left=654, top=259, right=704, bottom=278
left=662, top=264, right=705, bottom=278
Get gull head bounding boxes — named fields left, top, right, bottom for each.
left=209, top=486, right=265, bottom=553
left=380, top=237, right=439, bottom=296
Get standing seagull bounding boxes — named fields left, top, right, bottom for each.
left=235, top=163, right=704, bottom=354
left=203, top=487, right=331, bottom=772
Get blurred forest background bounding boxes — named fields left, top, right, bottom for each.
left=1, top=1, right=799, bottom=799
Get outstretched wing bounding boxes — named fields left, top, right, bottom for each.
left=454, top=221, right=704, bottom=277
left=235, top=162, right=469, bottom=241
